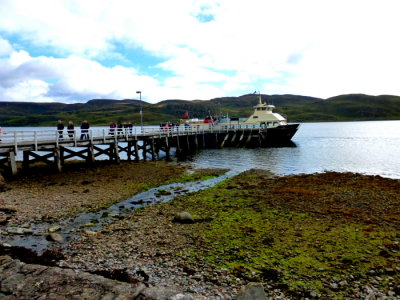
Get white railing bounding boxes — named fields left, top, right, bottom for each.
left=0, top=125, right=229, bottom=152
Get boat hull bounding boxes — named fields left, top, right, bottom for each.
left=259, top=123, right=299, bottom=146
left=197, top=123, right=299, bottom=149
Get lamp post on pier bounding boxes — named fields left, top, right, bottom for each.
left=136, top=91, right=143, bottom=133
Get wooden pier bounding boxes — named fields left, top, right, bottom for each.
left=0, top=126, right=273, bottom=178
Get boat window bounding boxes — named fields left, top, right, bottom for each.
left=262, top=107, right=266, bottom=111
left=273, top=122, right=278, bottom=126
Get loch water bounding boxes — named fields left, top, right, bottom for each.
left=185, top=120, right=400, bottom=179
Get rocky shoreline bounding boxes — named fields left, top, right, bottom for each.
left=1, top=163, right=400, bottom=299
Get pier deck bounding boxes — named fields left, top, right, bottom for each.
left=0, top=126, right=266, bottom=178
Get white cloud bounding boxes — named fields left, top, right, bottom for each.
left=0, top=47, right=161, bottom=102
left=0, top=38, right=12, bottom=56
left=2, top=79, right=51, bottom=102
left=1, top=0, right=400, bottom=102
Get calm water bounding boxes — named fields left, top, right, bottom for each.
left=4, top=121, right=400, bottom=179
left=185, top=121, right=400, bottom=179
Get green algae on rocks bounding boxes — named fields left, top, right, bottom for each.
left=161, top=170, right=400, bottom=298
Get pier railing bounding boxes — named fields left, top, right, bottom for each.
left=0, top=125, right=258, bottom=153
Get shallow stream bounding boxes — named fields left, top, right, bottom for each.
left=0, top=170, right=238, bottom=253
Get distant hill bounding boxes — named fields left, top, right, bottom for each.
left=284, top=94, right=400, bottom=122
left=0, top=94, right=399, bottom=126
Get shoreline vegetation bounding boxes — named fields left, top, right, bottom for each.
left=1, top=162, right=400, bottom=298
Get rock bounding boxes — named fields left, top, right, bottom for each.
left=6, top=227, right=27, bottom=235
left=385, top=268, right=395, bottom=275
left=47, top=226, right=61, bottom=233
left=173, top=211, right=195, bottom=224
left=0, top=173, right=5, bottom=183
left=0, top=206, right=17, bottom=214
left=0, top=257, right=146, bottom=299
left=170, top=294, right=196, bottom=300
left=0, top=213, right=8, bottom=225
left=84, top=230, right=97, bottom=236
left=46, top=233, right=64, bottom=243
left=138, top=286, right=183, bottom=299
left=236, top=283, right=267, bottom=300
left=329, top=283, right=339, bottom=290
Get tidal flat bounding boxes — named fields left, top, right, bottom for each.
left=1, top=163, right=400, bottom=299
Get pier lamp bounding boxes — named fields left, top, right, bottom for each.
left=136, top=91, right=143, bottom=133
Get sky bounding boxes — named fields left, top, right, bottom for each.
left=1, top=0, right=400, bottom=104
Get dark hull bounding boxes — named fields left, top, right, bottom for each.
left=197, top=124, right=299, bottom=149
left=259, top=123, right=299, bottom=146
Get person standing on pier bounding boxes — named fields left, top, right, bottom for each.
left=109, top=122, right=116, bottom=135
left=67, top=121, right=75, bottom=138
left=128, top=121, right=133, bottom=134
left=57, top=120, right=64, bottom=139
left=117, top=121, right=123, bottom=135
left=80, top=120, right=90, bottom=140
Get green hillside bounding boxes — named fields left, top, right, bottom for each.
left=284, top=94, right=400, bottom=122
left=0, top=94, right=399, bottom=127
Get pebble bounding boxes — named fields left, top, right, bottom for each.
left=48, top=226, right=61, bottom=233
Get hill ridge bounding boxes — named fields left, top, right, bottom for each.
left=1, top=94, right=399, bottom=126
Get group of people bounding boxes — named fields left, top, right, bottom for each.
left=159, top=121, right=178, bottom=131
left=109, top=121, right=134, bottom=135
left=56, top=120, right=90, bottom=140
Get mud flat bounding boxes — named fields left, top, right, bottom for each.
left=1, top=164, right=400, bottom=299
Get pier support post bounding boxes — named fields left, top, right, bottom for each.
left=127, top=141, right=133, bottom=162
left=194, top=135, right=198, bottom=150
left=8, top=151, right=18, bottom=177
left=186, top=134, right=190, bottom=152
left=54, top=147, right=62, bottom=172
left=23, top=151, right=30, bottom=170
left=112, top=143, right=120, bottom=164
left=221, top=133, right=229, bottom=148
left=164, top=136, right=171, bottom=160
left=0, top=152, right=18, bottom=179
left=175, top=136, right=181, bottom=154
left=87, top=145, right=96, bottom=165
left=133, top=140, right=140, bottom=162
left=230, top=133, right=237, bottom=145
left=151, top=138, right=156, bottom=161
left=142, top=140, right=147, bottom=160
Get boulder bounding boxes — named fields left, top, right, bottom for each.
left=236, top=283, right=267, bottom=300
left=173, top=211, right=195, bottom=224
left=46, top=233, right=64, bottom=243
left=0, top=257, right=146, bottom=299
